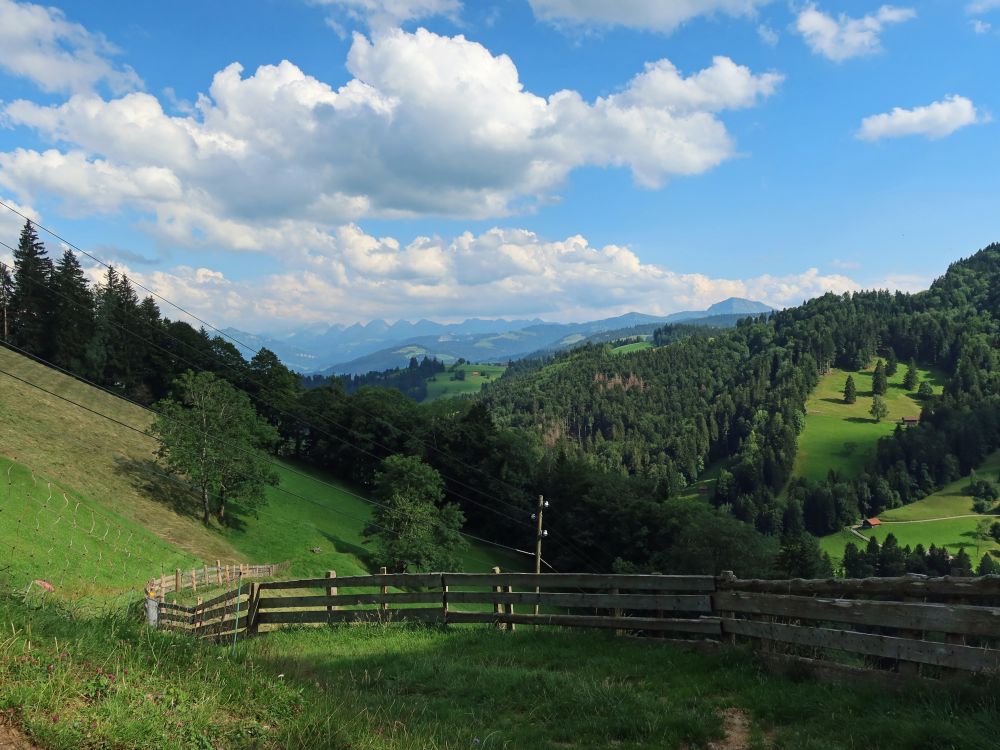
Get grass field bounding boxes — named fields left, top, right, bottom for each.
left=3, top=592, right=998, bottom=750
left=820, top=450, right=1000, bottom=563
left=612, top=341, right=653, bottom=354
left=792, top=363, right=944, bottom=483
left=0, top=346, right=525, bottom=599
left=425, top=363, right=506, bottom=401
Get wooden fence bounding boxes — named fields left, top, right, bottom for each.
left=146, top=560, right=290, bottom=600
left=152, top=570, right=1000, bottom=679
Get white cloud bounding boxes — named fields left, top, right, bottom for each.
left=757, top=24, right=779, bottom=45
left=106, top=226, right=862, bottom=329
left=795, top=3, right=915, bottom=62
left=0, top=196, right=40, bottom=246
left=0, top=0, right=140, bottom=93
left=312, top=0, right=460, bottom=29
left=971, top=19, right=992, bottom=33
left=2, top=29, right=782, bottom=232
left=857, top=95, right=986, bottom=141
left=527, top=0, right=772, bottom=33
left=967, top=1, right=1000, bottom=12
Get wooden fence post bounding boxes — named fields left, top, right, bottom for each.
left=203, top=565, right=209, bottom=589
left=492, top=566, right=505, bottom=630
left=195, top=597, right=203, bottom=633
left=326, top=570, right=337, bottom=617
left=717, top=571, right=737, bottom=646
left=380, top=567, right=389, bottom=612
left=216, top=560, right=222, bottom=585
left=442, top=574, right=449, bottom=625
left=175, top=568, right=181, bottom=594
left=158, top=573, right=166, bottom=602
left=247, top=583, right=259, bottom=636
left=191, top=568, right=197, bottom=593
left=610, top=586, right=622, bottom=636
left=504, top=583, right=516, bottom=632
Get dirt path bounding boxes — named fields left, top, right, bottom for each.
left=882, top=515, right=984, bottom=524
left=0, top=713, right=37, bottom=750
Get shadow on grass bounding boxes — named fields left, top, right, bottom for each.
left=820, top=397, right=847, bottom=406
left=844, top=417, right=877, bottom=424
left=113, top=457, right=201, bottom=519
left=318, top=529, right=374, bottom=568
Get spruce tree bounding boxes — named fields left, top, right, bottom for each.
left=903, top=359, right=919, bottom=390
left=978, top=554, right=999, bottom=576
left=843, top=374, right=857, bottom=404
left=885, top=349, right=898, bottom=377
left=0, top=261, right=12, bottom=341
left=872, top=360, right=887, bottom=396
left=51, top=249, right=94, bottom=371
left=9, top=220, right=54, bottom=356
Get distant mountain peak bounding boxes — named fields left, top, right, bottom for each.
left=705, top=298, right=774, bottom=315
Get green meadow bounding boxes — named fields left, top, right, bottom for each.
left=425, top=363, right=506, bottom=401
left=611, top=341, right=653, bottom=354
left=792, top=363, right=944, bottom=483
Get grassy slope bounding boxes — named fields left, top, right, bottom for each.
left=792, top=364, right=944, bottom=482
left=425, top=363, right=506, bottom=401
left=820, top=450, right=1000, bottom=562
left=4, top=593, right=998, bottom=750
left=612, top=341, right=653, bottom=354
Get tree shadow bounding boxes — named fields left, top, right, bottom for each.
left=844, top=417, right=876, bottom=424
left=820, top=398, right=847, bottom=406
left=113, top=456, right=202, bottom=519
left=317, top=529, right=375, bottom=568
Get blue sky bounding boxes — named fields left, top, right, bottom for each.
left=0, top=0, right=997, bottom=332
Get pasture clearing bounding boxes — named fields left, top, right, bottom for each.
left=425, top=363, right=506, bottom=401
left=791, top=363, right=944, bottom=483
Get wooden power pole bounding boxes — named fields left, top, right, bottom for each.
left=533, top=494, right=548, bottom=615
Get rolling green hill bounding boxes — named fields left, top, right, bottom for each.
left=0, top=346, right=524, bottom=600
left=425, top=363, right=506, bottom=401
left=791, top=363, right=944, bottom=483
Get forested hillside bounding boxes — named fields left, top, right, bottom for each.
left=2, top=219, right=998, bottom=579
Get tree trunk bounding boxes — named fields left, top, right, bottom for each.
left=217, top=486, right=226, bottom=524
left=201, top=484, right=211, bottom=525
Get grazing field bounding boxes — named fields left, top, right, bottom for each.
left=0, top=346, right=525, bottom=595
left=791, top=363, right=944, bottom=482
left=820, top=450, right=1000, bottom=563
left=2, top=593, right=998, bottom=750
left=612, top=341, right=653, bottom=354
left=425, top=363, right=506, bottom=401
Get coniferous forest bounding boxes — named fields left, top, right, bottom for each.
left=3, top=220, right=999, bottom=578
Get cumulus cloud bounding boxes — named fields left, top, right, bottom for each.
left=857, top=95, right=986, bottom=141
left=0, top=0, right=141, bottom=93
left=1, top=29, right=782, bottom=234
left=795, top=3, right=915, bottom=62
left=0, top=196, right=39, bottom=246
left=313, top=0, right=460, bottom=29
left=102, top=226, right=862, bottom=328
left=527, top=0, right=772, bottom=33
left=971, top=19, right=992, bottom=33
left=757, top=24, right=779, bottom=45
left=967, top=1, right=1000, bottom=12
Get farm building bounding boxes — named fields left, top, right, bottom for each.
left=898, top=416, right=920, bottom=426
left=861, top=517, right=882, bottom=529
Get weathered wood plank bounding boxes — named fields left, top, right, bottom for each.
left=721, top=575, right=1000, bottom=598
left=255, top=607, right=445, bottom=625
left=447, top=591, right=712, bottom=613
left=199, top=587, right=244, bottom=610
left=256, top=592, right=443, bottom=609
left=757, top=652, right=918, bottom=689
left=723, top=618, right=1000, bottom=672
left=258, top=573, right=442, bottom=591
left=442, top=573, right=715, bottom=591
left=715, top=591, right=1000, bottom=638
left=447, top=611, right=722, bottom=634
left=197, top=598, right=249, bottom=624
left=158, top=602, right=195, bottom=614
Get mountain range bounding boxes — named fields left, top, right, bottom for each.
left=223, top=297, right=774, bottom=374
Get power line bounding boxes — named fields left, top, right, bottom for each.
left=0, top=249, right=537, bottom=532
left=0, top=210, right=608, bottom=569
left=0, top=362, right=557, bottom=566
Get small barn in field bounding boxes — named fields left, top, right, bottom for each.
left=861, top=518, right=882, bottom=530
left=899, top=416, right=920, bottom=426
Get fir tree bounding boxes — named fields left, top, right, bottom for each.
left=953, top=547, right=973, bottom=577
left=51, top=249, right=94, bottom=371
left=9, top=220, right=54, bottom=356
left=903, top=359, right=919, bottom=390
left=843, top=374, right=857, bottom=404
left=917, top=381, right=933, bottom=399
left=885, top=349, right=898, bottom=377
left=978, top=554, right=999, bottom=576
left=872, top=360, right=887, bottom=396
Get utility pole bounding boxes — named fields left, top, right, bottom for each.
left=533, top=494, right=548, bottom=616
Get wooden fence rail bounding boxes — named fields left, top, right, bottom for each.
left=150, top=571, right=1000, bottom=678
left=146, top=560, right=290, bottom=600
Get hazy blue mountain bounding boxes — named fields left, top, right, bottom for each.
left=227, top=298, right=772, bottom=373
